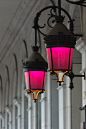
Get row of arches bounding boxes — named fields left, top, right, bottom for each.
left=0, top=40, right=28, bottom=113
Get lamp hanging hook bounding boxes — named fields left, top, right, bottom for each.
left=35, top=29, right=37, bottom=46
left=32, top=17, right=39, bottom=46
left=58, top=0, right=61, bottom=16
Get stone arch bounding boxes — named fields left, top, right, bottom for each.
left=23, top=40, right=28, bottom=58
left=73, top=6, right=82, bottom=35
left=68, top=4, right=82, bottom=35
left=3, top=66, right=10, bottom=107
left=72, top=6, right=82, bottom=66
left=0, top=76, right=3, bottom=112
left=18, top=39, right=28, bottom=98
left=9, top=54, right=18, bottom=106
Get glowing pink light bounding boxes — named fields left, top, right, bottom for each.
left=25, top=71, right=46, bottom=90
left=47, top=47, right=74, bottom=71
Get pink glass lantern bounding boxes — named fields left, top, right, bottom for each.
left=47, top=47, right=74, bottom=72
left=44, top=23, right=76, bottom=83
left=23, top=46, right=48, bottom=101
left=25, top=71, right=46, bottom=90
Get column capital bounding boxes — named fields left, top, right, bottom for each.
left=80, top=68, right=86, bottom=74
left=40, top=97, right=47, bottom=102
left=0, top=113, right=4, bottom=119
left=5, top=106, right=12, bottom=113
left=13, top=99, right=21, bottom=106
left=75, top=38, right=86, bottom=54
left=57, top=86, right=63, bottom=90
left=23, top=89, right=29, bottom=98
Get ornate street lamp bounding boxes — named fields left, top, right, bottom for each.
left=23, top=0, right=85, bottom=101
left=23, top=46, right=48, bottom=102
left=31, top=0, right=78, bottom=85
left=45, top=22, right=76, bottom=84
left=32, top=0, right=85, bottom=87
left=23, top=22, right=48, bottom=101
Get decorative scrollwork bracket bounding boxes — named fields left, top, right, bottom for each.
left=32, top=5, right=75, bottom=36
left=66, top=0, right=86, bottom=7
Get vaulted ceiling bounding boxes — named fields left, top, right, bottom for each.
left=0, top=0, right=22, bottom=42
left=0, top=0, right=81, bottom=44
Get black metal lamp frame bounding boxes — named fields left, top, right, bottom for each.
left=23, top=46, right=48, bottom=102
left=66, top=0, right=86, bottom=7
left=27, top=89, right=44, bottom=102
left=68, top=72, right=85, bottom=90
left=32, top=0, right=85, bottom=89
left=33, top=0, right=83, bottom=36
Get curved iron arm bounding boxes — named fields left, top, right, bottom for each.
left=66, top=0, right=86, bottom=7
left=33, top=6, right=74, bottom=36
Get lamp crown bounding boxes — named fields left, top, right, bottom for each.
left=32, top=46, right=39, bottom=52
left=44, top=23, right=76, bottom=48
left=23, top=50, right=48, bottom=72
left=55, top=16, right=65, bottom=23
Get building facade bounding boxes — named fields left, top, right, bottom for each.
left=0, top=0, right=85, bottom=129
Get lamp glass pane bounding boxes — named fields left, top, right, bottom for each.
left=47, top=48, right=52, bottom=69
left=25, top=71, right=46, bottom=90
left=25, top=71, right=30, bottom=89
left=47, top=47, right=74, bottom=71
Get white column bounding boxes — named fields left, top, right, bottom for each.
left=33, top=101, right=38, bottom=129
left=76, top=38, right=86, bottom=106
left=21, top=90, right=24, bottom=129
left=63, top=77, right=71, bottom=129
left=57, top=86, right=64, bottom=129
left=57, top=76, right=71, bottom=129
left=40, top=88, right=47, bottom=129
left=24, top=90, right=32, bottom=129
left=46, top=72, right=52, bottom=129
left=22, top=90, right=33, bottom=129
left=5, top=111, right=7, bottom=129
left=5, top=107, right=12, bottom=129
left=28, top=95, right=32, bottom=129
left=13, top=103, right=15, bottom=129
left=0, top=113, right=5, bottom=129
left=22, top=90, right=29, bottom=129
left=13, top=99, right=21, bottom=129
